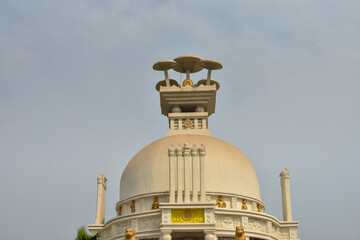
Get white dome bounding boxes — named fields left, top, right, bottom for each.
left=120, top=134, right=261, bottom=201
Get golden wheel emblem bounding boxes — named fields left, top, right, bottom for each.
left=184, top=120, right=193, bottom=128
left=182, top=209, right=193, bottom=221
left=182, top=79, right=193, bottom=87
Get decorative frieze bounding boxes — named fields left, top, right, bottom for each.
left=247, top=217, right=266, bottom=232
left=215, top=214, right=241, bottom=229
left=115, top=220, right=132, bottom=235
left=138, top=217, right=161, bottom=231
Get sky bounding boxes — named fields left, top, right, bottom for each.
left=1, top=0, right=360, bottom=239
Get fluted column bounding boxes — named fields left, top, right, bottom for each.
left=199, top=144, right=206, bottom=202
left=183, top=143, right=191, bottom=203
left=191, top=144, right=199, bottom=202
left=280, top=168, right=292, bottom=221
left=176, top=145, right=183, bottom=203
left=168, top=145, right=175, bottom=203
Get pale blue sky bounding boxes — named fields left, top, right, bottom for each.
left=1, top=1, right=360, bottom=239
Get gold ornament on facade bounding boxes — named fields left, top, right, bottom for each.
left=215, top=196, right=226, bottom=208
left=151, top=197, right=160, bottom=209
left=241, top=199, right=247, bottom=210
left=182, top=79, right=193, bottom=87
left=130, top=200, right=135, bottom=213
left=171, top=209, right=204, bottom=223
left=235, top=226, right=246, bottom=240
left=125, top=228, right=135, bottom=240
left=257, top=203, right=261, bottom=212
left=116, top=205, right=122, bottom=216
left=184, top=119, right=193, bottom=128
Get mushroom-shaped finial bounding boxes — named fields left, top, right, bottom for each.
left=197, top=79, right=220, bottom=90
left=153, top=60, right=176, bottom=87
left=173, top=55, right=204, bottom=84
left=155, top=79, right=179, bottom=91
left=200, top=59, right=223, bottom=85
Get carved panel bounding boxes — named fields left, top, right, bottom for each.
left=138, top=198, right=145, bottom=212
left=290, top=227, right=297, bottom=239
left=267, top=221, right=275, bottom=235
left=231, top=197, right=237, bottom=209
left=132, top=219, right=138, bottom=231
left=247, top=218, right=266, bottom=232
left=138, top=217, right=161, bottom=231
left=205, top=208, right=213, bottom=223
left=276, top=228, right=290, bottom=239
left=115, top=220, right=132, bottom=235
left=241, top=216, right=248, bottom=228
left=215, top=214, right=241, bottom=229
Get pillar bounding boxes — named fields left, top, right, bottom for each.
left=176, top=145, right=183, bottom=203
left=280, top=168, right=292, bottom=221
left=95, top=174, right=107, bottom=224
left=199, top=144, right=206, bottom=202
left=191, top=144, right=199, bottom=202
left=168, top=145, right=175, bottom=203
left=183, top=143, right=191, bottom=203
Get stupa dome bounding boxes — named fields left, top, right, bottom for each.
left=120, top=134, right=261, bottom=202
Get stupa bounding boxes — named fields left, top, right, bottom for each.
left=88, top=55, right=299, bottom=240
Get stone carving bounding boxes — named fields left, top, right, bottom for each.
left=125, top=228, right=135, bottom=240
left=241, top=216, right=248, bottom=228
left=231, top=197, right=237, bottom=209
left=205, top=209, right=213, bottom=223
left=234, top=226, right=246, bottom=240
left=115, top=221, right=132, bottom=235
left=275, top=228, right=290, bottom=239
left=267, top=221, right=275, bottom=235
left=152, top=197, right=160, bottom=209
left=138, top=217, right=161, bottom=231
left=215, top=196, right=226, bottom=208
left=248, top=218, right=266, bottom=232
left=138, top=198, right=145, bottom=212
left=290, top=227, right=297, bottom=239
left=215, top=214, right=241, bottom=229
left=241, top=199, right=247, bottom=210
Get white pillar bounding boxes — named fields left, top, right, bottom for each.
left=168, top=145, right=175, bottom=203
left=176, top=145, right=183, bottom=203
left=191, top=144, right=199, bottom=202
left=183, top=143, right=191, bottom=203
left=280, top=168, right=292, bottom=221
left=95, top=174, right=107, bottom=224
left=199, top=144, right=206, bottom=202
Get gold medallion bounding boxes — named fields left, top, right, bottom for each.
left=184, top=119, right=193, bottom=128
left=182, top=79, right=193, bottom=87
left=182, top=209, right=193, bottom=221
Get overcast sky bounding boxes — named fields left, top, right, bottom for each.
left=1, top=1, right=360, bottom=239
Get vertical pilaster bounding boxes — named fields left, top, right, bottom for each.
left=176, top=145, right=183, bottom=203
left=170, top=119, right=174, bottom=130
left=183, top=143, right=191, bottom=203
left=199, top=144, right=206, bottom=202
left=280, top=168, right=292, bottom=221
left=168, top=145, right=175, bottom=203
left=191, top=144, right=199, bottom=202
